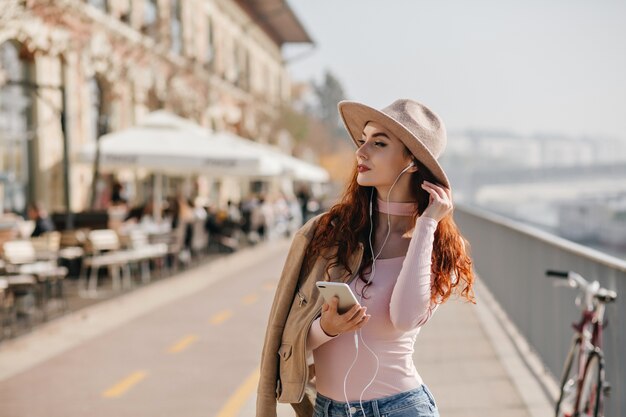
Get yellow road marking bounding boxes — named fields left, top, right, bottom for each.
left=262, top=282, right=277, bottom=290
left=167, top=334, right=198, bottom=353
left=210, top=309, right=233, bottom=325
left=215, top=368, right=260, bottom=417
left=102, top=370, right=148, bottom=398
left=241, top=294, right=258, bottom=305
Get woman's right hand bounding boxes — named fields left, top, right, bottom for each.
left=319, top=297, right=370, bottom=337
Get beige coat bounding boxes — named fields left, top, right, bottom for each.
left=256, top=213, right=365, bottom=417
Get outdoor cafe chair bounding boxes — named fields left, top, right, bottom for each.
left=1, top=240, right=68, bottom=319
left=0, top=277, right=11, bottom=340
left=30, top=231, right=61, bottom=261
left=81, top=229, right=137, bottom=297
left=122, top=230, right=168, bottom=284
left=162, top=224, right=191, bottom=272
left=0, top=274, right=39, bottom=337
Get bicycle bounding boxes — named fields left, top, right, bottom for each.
left=546, top=269, right=617, bottom=417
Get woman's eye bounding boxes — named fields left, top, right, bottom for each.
left=357, top=139, right=385, bottom=147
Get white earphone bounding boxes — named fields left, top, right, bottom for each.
left=369, top=161, right=415, bottom=216
left=345, top=159, right=415, bottom=416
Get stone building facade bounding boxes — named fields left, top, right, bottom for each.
left=0, top=0, right=311, bottom=214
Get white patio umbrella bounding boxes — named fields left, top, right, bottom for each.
left=79, top=111, right=328, bottom=218
left=281, top=155, right=330, bottom=182
left=214, top=135, right=329, bottom=182
left=209, top=131, right=291, bottom=178
left=78, top=111, right=284, bottom=219
left=79, top=111, right=275, bottom=177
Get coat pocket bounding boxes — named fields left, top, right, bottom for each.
left=277, top=342, right=297, bottom=390
left=278, top=343, right=293, bottom=361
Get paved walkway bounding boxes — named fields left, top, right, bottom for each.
left=0, top=239, right=555, bottom=417
left=244, top=288, right=554, bottom=417
left=245, top=273, right=556, bottom=416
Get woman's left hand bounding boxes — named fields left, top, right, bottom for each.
left=420, top=181, right=453, bottom=222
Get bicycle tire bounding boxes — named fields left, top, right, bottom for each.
left=577, top=350, right=604, bottom=417
left=555, top=338, right=581, bottom=417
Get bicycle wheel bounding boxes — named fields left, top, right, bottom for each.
left=577, top=351, right=604, bottom=417
left=555, top=338, right=581, bottom=417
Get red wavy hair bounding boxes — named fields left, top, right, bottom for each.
left=303, top=156, right=475, bottom=305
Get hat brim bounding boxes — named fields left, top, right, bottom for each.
left=338, top=101, right=450, bottom=188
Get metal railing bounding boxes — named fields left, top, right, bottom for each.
left=454, top=204, right=625, bottom=416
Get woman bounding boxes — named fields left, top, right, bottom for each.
left=257, top=99, right=475, bottom=417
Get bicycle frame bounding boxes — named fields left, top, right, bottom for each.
left=549, top=269, right=615, bottom=417
left=571, top=301, right=606, bottom=412
left=572, top=293, right=606, bottom=352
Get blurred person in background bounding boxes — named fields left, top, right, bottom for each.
left=239, top=195, right=254, bottom=238
left=273, top=193, right=291, bottom=238
left=226, top=200, right=241, bottom=226
left=165, top=194, right=194, bottom=264
left=124, top=200, right=152, bottom=224
left=164, top=196, right=178, bottom=229
left=119, top=199, right=171, bottom=236
left=257, top=99, right=476, bottom=417
left=110, top=179, right=127, bottom=207
left=27, top=202, right=55, bottom=237
left=183, top=198, right=196, bottom=255
left=249, top=195, right=266, bottom=243
left=204, top=204, right=222, bottom=247
left=287, top=196, right=303, bottom=236
left=205, top=203, right=238, bottom=253
left=296, top=186, right=310, bottom=222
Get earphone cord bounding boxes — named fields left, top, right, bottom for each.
left=343, top=163, right=412, bottom=417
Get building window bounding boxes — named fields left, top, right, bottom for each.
left=263, top=64, right=269, bottom=96
left=275, top=73, right=282, bottom=103
left=170, top=0, right=183, bottom=54
left=146, top=88, right=164, bottom=111
left=142, top=0, right=160, bottom=41
left=86, top=0, right=108, bottom=12
left=205, top=17, right=214, bottom=67
left=89, top=77, right=110, bottom=142
left=0, top=41, right=35, bottom=213
left=243, top=49, right=251, bottom=91
left=227, top=40, right=240, bottom=84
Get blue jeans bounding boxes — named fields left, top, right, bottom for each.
left=313, top=385, right=440, bottom=417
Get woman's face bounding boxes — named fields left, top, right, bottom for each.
left=355, top=121, right=416, bottom=192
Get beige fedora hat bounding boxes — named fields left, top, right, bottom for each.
left=338, top=99, right=450, bottom=188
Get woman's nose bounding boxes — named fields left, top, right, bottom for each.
left=356, top=143, right=368, bottom=160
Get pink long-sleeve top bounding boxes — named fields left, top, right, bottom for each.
left=306, top=215, right=439, bottom=402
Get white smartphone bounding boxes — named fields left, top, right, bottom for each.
left=315, top=281, right=360, bottom=314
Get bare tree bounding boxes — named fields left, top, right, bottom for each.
left=313, top=70, right=347, bottom=132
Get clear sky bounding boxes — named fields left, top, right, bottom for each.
left=283, top=0, right=626, bottom=140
